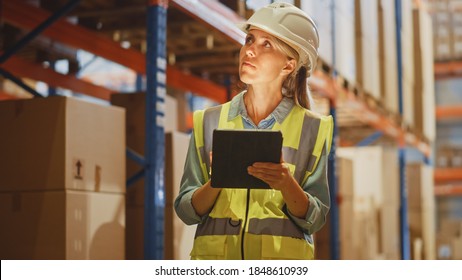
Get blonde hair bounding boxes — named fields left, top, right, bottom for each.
left=273, top=36, right=312, bottom=110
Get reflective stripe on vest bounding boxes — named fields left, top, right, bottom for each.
left=193, top=216, right=304, bottom=239
left=194, top=217, right=241, bottom=238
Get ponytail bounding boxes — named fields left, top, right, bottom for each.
left=283, top=66, right=311, bottom=110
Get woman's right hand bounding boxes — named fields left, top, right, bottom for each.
left=191, top=151, right=221, bottom=216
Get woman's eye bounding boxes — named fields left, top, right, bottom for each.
left=245, top=36, right=253, bottom=44
left=263, top=41, right=271, bottom=48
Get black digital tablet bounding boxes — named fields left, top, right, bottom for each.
left=211, top=129, right=283, bottom=189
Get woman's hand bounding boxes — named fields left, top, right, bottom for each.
left=247, top=161, right=293, bottom=191
left=191, top=151, right=221, bottom=216
left=247, top=153, right=309, bottom=219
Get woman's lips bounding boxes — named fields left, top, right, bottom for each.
left=242, top=61, right=255, bottom=68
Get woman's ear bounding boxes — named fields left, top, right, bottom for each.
left=282, top=59, right=296, bottom=76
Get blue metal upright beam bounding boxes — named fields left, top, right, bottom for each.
left=144, top=0, right=168, bottom=260
left=395, top=0, right=411, bottom=260
left=328, top=103, right=340, bottom=260
left=328, top=0, right=340, bottom=260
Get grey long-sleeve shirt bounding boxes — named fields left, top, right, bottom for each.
left=174, top=92, right=331, bottom=235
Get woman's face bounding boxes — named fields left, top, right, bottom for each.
left=239, top=28, right=294, bottom=86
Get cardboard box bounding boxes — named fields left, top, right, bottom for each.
left=401, top=0, right=415, bottom=84
left=355, top=0, right=380, bottom=99
left=380, top=204, right=400, bottom=259
left=334, top=8, right=357, bottom=83
left=406, top=163, right=436, bottom=260
left=413, top=8, right=436, bottom=141
left=301, top=0, right=356, bottom=79
left=337, top=147, right=400, bottom=259
left=409, top=207, right=436, bottom=260
left=378, top=0, right=398, bottom=113
left=402, top=77, right=415, bottom=127
left=0, top=96, right=125, bottom=193
left=337, top=146, right=399, bottom=205
left=302, top=0, right=333, bottom=66
left=0, top=190, right=125, bottom=259
left=406, top=163, right=435, bottom=210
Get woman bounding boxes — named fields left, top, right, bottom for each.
left=174, top=2, right=333, bottom=260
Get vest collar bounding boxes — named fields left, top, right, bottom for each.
left=228, top=90, right=295, bottom=124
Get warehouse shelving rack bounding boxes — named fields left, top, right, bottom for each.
left=1, top=0, right=230, bottom=260
left=416, top=0, right=462, bottom=199
left=1, top=0, right=434, bottom=259
left=435, top=61, right=462, bottom=79
left=433, top=61, right=462, bottom=197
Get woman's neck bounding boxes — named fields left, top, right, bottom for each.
left=244, top=86, right=283, bottom=126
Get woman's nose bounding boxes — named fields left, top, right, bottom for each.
left=245, top=45, right=255, bottom=57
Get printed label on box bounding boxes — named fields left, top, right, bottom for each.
left=73, top=158, right=85, bottom=180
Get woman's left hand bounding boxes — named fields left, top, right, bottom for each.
left=248, top=156, right=309, bottom=219
left=247, top=161, right=293, bottom=191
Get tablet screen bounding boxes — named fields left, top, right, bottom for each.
left=211, top=129, right=283, bottom=189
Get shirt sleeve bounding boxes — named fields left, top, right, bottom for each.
left=174, top=131, right=206, bottom=225
left=287, top=145, right=331, bottom=235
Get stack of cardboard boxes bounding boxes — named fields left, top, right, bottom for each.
left=436, top=216, right=462, bottom=259
left=0, top=96, right=126, bottom=259
left=355, top=0, right=381, bottom=100
left=315, top=146, right=401, bottom=260
left=406, top=163, right=437, bottom=260
left=428, top=0, right=462, bottom=61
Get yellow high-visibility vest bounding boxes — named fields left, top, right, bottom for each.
left=191, top=100, right=333, bottom=260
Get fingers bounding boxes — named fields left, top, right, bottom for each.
left=251, top=162, right=290, bottom=175
left=247, top=167, right=281, bottom=181
left=252, top=162, right=283, bottom=170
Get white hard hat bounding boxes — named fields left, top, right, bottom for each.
left=237, top=2, right=319, bottom=75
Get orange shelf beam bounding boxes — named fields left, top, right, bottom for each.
left=436, top=105, right=462, bottom=119
left=434, top=61, right=462, bottom=79
left=434, top=167, right=462, bottom=183
left=3, top=55, right=114, bottom=100
left=0, top=90, right=20, bottom=101
left=2, top=0, right=227, bottom=104
left=310, top=69, right=431, bottom=157
left=434, top=184, right=462, bottom=196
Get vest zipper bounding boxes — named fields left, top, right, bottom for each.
left=240, top=188, right=251, bottom=260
